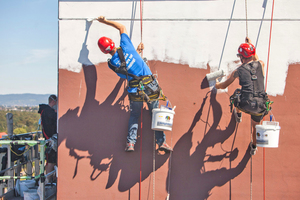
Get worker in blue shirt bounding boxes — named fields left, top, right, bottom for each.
left=97, top=16, right=172, bottom=153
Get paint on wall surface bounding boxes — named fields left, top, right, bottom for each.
left=59, top=0, right=300, bottom=96
left=58, top=1, right=300, bottom=199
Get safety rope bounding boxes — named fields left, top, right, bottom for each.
left=255, top=0, right=268, bottom=48
left=218, top=0, right=237, bottom=71
left=263, top=1, right=275, bottom=199
left=244, top=2, right=252, bottom=199
left=139, top=86, right=144, bottom=200
left=140, top=0, right=144, bottom=43
left=245, top=0, right=248, bottom=37
left=250, top=120, right=253, bottom=200
left=139, top=1, right=144, bottom=199
left=140, top=0, right=144, bottom=57
left=166, top=130, right=173, bottom=200
left=153, top=131, right=155, bottom=200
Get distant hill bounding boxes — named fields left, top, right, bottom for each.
left=0, top=94, right=51, bottom=106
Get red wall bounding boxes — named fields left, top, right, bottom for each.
left=57, top=61, right=300, bottom=199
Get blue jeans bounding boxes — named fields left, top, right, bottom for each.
left=127, top=100, right=166, bottom=146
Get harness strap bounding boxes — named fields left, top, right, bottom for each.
left=108, top=47, right=167, bottom=102
left=107, top=47, right=140, bottom=80
left=129, top=75, right=153, bottom=88
left=229, top=89, right=273, bottom=116
left=241, top=62, right=263, bottom=97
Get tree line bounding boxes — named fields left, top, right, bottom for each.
left=0, top=109, right=41, bottom=134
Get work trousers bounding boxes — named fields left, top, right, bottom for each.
left=127, top=100, right=166, bottom=145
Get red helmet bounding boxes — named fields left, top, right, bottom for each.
left=98, top=37, right=115, bottom=54
left=237, top=43, right=255, bottom=58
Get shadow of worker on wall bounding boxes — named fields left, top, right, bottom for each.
left=167, top=91, right=251, bottom=200
left=58, top=20, right=169, bottom=192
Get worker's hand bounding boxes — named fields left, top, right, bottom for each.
left=215, top=79, right=220, bottom=89
left=245, top=37, right=252, bottom=44
left=97, top=16, right=106, bottom=23
left=137, top=42, right=144, bottom=54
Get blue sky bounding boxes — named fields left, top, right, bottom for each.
left=0, top=0, right=58, bottom=95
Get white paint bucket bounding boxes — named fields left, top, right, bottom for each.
left=23, top=188, right=39, bottom=200
left=256, top=121, right=281, bottom=148
left=151, top=106, right=175, bottom=131
left=16, top=179, right=36, bottom=197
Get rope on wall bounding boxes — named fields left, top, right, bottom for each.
left=153, top=132, right=156, bottom=200
left=264, top=1, right=275, bottom=199
left=245, top=0, right=248, bottom=37
left=139, top=1, right=145, bottom=200
left=139, top=100, right=143, bottom=200
left=165, top=130, right=173, bottom=200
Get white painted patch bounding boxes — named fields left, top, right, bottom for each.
left=59, top=0, right=300, bottom=96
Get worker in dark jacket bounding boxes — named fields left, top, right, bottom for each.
left=215, top=37, right=268, bottom=156
left=38, top=94, right=57, bottom=181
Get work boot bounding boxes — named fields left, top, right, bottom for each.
left=233, top=108, right=242, bottom=123
left=250, top=142, right=257, bottom=155
left=125, top=143, right=134, bottom=152
left=158, top=142, right=173, bottom=153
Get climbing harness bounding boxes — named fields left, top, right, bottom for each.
left=229, top=63, right=273, bottom=117
left=230, top=89, right=272, bottom=117
left=129, top=73, right=167, bottom=102
left=108, top=48, right=167, bottom=102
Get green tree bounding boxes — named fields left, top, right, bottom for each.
left=14, top=127, right=27, bottom=135
left=0, top=108, right=41, bottom=133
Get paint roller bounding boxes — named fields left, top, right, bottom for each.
left=206, top=0, right=238, bottom=82
left=206, top=69, right=225, bottom=81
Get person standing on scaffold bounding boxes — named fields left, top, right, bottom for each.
left=215, top=37, right=271, bottom=155
left=96, top=16, right=172, bottom=153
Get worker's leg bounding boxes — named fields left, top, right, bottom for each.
left=127, top=101, right=143, bottom=144
left=45, top=150, right=57, bottom=182
left=46, top=163, right=55, bottom=182
left=251, top=119, right=259, bottom=146
left=250, top=115, right=262, bottom=155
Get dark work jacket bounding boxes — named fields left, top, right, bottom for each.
left=38, top=104, right=57, bottom=139
left=235, top=61, right=267, bottom=115
left=237, top=61, right=265, bottom=98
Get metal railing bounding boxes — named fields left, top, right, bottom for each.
left=0, top=113, right=56, bottom=200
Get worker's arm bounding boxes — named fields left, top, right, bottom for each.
left=215, top=70, right=238, bottom=89
left=97, top=16, right=128, bottom=35
left=259, top=60, right=265, bottom=76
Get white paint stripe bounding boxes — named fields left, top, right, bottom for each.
left=58, top=0, right=300, bottom=96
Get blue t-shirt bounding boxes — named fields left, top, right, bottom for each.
left=109, top=33, right=152, bottom=93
